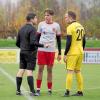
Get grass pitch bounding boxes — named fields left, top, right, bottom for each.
left=0, top=63, right=100, bottom=100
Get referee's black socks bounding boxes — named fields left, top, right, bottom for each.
left=16, top=77, right=22, bottom=92
left=27, top=76, right=35, bottom=93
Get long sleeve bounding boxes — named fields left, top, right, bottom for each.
left=64, top=35, right=72, bottom=55
left=30, top=29, right=44, bottom=48
left=16, top=32, right=20, bottom=48
left=83, top=34, right=86, bottom=50
left=56, top=35, right=61, bottom=55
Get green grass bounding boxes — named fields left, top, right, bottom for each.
left=61, top=39, right=100, bottom=48
left=0, top=39, right=100, bottom=48
left=0, top=39, right=16, bottom=48
left=85, top=40, right=100, bottom=48
left=0, top=63, right=100, bottom=100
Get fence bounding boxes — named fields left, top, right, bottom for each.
left=0, top=48, right=100, bottom=64
left=0, top=49, right=20, bottom=63
left=83, top=48, right=100, bottom=64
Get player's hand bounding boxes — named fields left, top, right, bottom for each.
left=63, top=55, right=67, bottom=63
left=57, top=55, right=61, bottom=61
left=44, top=43, right=50, bottom=48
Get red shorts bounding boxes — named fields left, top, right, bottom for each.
left=37, top=51, right=55, bottom=66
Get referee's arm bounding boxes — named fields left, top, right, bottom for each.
left=16, top=32, right=20, bottom=48
left=30, top=30, right=44, bottom=47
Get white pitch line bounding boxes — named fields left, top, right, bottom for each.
left=0, top=67, right=34, bottom=100
left=22, top=87, right=100, bottom=93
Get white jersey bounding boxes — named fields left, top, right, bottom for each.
left=37, top=21, right=61, bottom=52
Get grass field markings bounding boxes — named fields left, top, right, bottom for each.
left=0, top=67, right=35, bottom=100
left=23, top=86, right=100, bottom=93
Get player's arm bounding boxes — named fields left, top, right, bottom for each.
left=56, top=24, right=62, bottom=55
left=64, top=35, right=72, bottom=55
left=83, top=34, right=86, bottom=50
left=16, top=32, right=20, bottom=48
left=56, top=35, right=61, bottom=55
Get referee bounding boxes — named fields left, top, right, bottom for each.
left=16, top=13, right=48, bottom=96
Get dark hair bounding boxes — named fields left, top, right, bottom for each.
left=68, top=11, right=76, bottom=20
left=44, top=8, right=54, bottom=15
left=26, top=13, right=36, bottom=21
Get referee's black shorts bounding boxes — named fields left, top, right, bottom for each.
left=20, top=50, right=37, bottom=70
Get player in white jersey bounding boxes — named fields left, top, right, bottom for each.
left=35, top=8, right=61, bottom=96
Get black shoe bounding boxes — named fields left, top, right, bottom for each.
left=48, top=90, right=52, bottom=95
left=72, top=91, right=83, bottom=96
left=32, top=90, right=35, bottom=93
left=30, top=92, right=35, bottom=96
left=63, top=90, right=70, bottom=97
left=30, top=89, right=35, bottom=96
left=16, top=91, right=22, bottom=95
left=35, top=90, right=40, bottom=96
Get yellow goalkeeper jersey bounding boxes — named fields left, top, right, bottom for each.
left=66, top=21, right=85, bottom=55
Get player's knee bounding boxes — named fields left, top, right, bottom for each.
left=39, top=68, right=44, bottom=73
left=47, top=68, right=52, bottom=73
left=74, top=70, right=80, bottom=73
left=67, top=69, right=74, bottom=74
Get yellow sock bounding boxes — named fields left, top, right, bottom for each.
left=76, top=72, right=83, bottom=91
left=66, top=73, right=73, bottom=91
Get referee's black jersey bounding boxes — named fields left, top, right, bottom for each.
left=16, top=23, right=43, bottom=51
